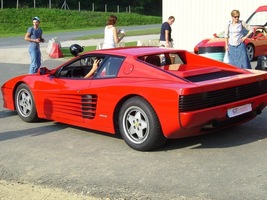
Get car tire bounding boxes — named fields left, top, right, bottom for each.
left=15, top=83, right=38, bottom=122
left=118, top=96, right=167, bottom=151
left=246, top=44, right=254, bottom=62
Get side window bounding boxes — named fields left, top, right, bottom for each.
left=169, top=54, right=184, bottom=65
left=96, top=56, right=124, bottom=78
left=140, top=53, right=184, bottom=66
left=56, top=55, right=105, bottom=78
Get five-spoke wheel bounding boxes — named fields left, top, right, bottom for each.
left=246, top=44, right=254, bottom=62
left=119, top=96, right=167, bottom=151
left=15, top=84, right=38, bottom=122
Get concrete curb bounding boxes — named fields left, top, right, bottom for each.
left=2, top=34, right=159, bottom=64
left=60, top=34, right=159, bottom=47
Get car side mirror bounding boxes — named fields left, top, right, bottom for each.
left=213, top=33, right=219, bottom=38
left=38, top=67, right=51, bottom=75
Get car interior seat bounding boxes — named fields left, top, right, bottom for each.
left=164, top=55, right=172, bottom=65
left=255, top=30, right=264, bottom=37
left=145, top=55, right=161, bottom=66
left=72, top=67, right=85, bottom=78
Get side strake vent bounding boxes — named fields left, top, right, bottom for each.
left=179, top=80, right=267, bottom=112
left=82, top=94, right=97, bottom=119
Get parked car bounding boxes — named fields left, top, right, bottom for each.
left=2, top=46, right=267, bottom=151
left=194, top=5, right=267, bottom=62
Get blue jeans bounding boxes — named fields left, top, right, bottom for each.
left=29, top=47, right=41, bottom=74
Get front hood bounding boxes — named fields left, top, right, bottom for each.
left=1, top=74, right=43, bottom=89
left=197, top=38, right=225, bottom=48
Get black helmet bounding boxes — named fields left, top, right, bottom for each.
left=69, top=44, right=84, bottom=57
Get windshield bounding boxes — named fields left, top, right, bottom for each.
left=246, top=11, right=267, bottom=26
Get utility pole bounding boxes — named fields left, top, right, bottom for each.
left=16, top=0, right=19, bottom=9
left=49, top=0, right=51, bottom=9
left=1, top=0, right=3, bottom=9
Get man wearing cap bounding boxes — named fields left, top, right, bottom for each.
left=24, top=17, right=45, bottom=74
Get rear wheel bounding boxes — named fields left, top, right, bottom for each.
left=15, top=83, right=38, bottom=122
left=246, top=44, right=254, bottom=62
left=118, top=96, right=167, bottom=151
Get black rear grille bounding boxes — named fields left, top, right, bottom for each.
left=82, top=94, right=97, bottom=119
left=179, top=80, right=267, bottom=112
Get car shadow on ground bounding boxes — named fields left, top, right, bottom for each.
left=0, top=110, right=67, bottom=142
left=1, top=109, right=266, bottom=151
left=160, top=123, right=267, bottom=151
left=0, top=110, right=17, bottom=119
left=70, top=120, right=267, bottom=152
left=0, top=123, right=67, bottom=142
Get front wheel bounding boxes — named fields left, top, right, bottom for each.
left=15, top=83, right=38, bottom=122
left=118, top=96, right=167, bottom=151
left=246, top=44, right=254, bottom=62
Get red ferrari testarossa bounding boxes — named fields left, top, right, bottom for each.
left=2, top=46, right=267, bottom=151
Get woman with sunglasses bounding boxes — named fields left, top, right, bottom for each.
left=225, top=10, right=253, bottom=69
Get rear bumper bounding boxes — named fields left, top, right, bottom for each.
left=167, top=94, right=267, bottom=139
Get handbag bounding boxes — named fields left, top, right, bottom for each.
left=223, top=51, right=229, bottom=63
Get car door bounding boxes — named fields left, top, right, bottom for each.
left=36, top=55, right=104, bottom=123
left=250, top=28, right=267, bottom=56
left=82, top=56, right=125, bottom=130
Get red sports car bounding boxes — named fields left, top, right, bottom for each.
left=2, top=46, right=267, bottom=151
left=194, top=5, right=267, bottom=62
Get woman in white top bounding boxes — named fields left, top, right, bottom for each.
left=225, top=10, right=253, bottom=69
left=102, top=15, right=125, bottom=49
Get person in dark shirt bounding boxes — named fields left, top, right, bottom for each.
left=159, top=16, right=175, bottom=48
